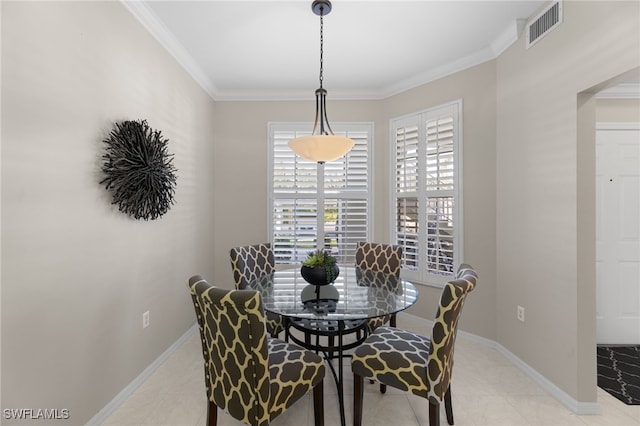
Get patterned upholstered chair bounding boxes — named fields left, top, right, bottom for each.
left=229, top=243, right=285, bottom=338
left=188, top=275, right=325, bottom=426
left=351, top=264, right=477, bottom=426
left=354, top=242, right=403, bottom=333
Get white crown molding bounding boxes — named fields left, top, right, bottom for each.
left=596, top=83, right=640, bottom=99
left=379, top=47, right=498, bottom=100
left=122, top=2, right=526, bottom=102
left=491, top=18, right=527, bottom=57
left=230, top=18, right=526, bottom=101
left=121, top=0, right=219, bottom=100
left=338, top=19, right=525, bottom=101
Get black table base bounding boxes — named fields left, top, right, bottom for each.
left=287, top=317, right=367, bottom=426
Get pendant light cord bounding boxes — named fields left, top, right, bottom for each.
left=319, top=7, right=324, bottom=90
left=287, top=0, right=354, bottom=163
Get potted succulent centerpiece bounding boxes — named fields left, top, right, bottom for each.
left=300, top=249, right=340, bottom=303
left=300, top=249, right=340, bottom=286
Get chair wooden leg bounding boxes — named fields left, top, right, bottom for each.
left=444, top=386, right=454, bottom=425
left=313, top=380, right=324, bottom=426
left=390, top=313, right=397, bottom=327
left=206, top=400, right=217, bottom=426
left=353, top=373, right=364, bottom=426
left=428, top=399, right=440, bottom=426
left=379, top=383, right=386, bottom=394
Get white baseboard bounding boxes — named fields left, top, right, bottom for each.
left=399, top=312, right=601, bottom=415
left=86, top=324, right=197, bottom=425
left=89, top=314, right=603, bottom=424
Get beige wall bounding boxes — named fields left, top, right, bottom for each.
left=496, top=0, right=639, bottom=404
left=383, top=61, right=498, bottom=340
left=211, top=99, right=384, bottom=288
left=210, top=61, right=497, bottom=340
left=2, top=0, right=639, bottom=422
left=1, top=2, right=216, bottom=424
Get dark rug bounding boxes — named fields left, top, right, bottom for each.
left=597, top=345, right=640, bottom=405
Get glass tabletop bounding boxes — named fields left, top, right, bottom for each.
left=248, top=266, right=418, bottom=321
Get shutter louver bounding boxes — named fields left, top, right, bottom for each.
left=426, top=116, right=454, bottom=191
left=273, top=199, right=317, bottom=263
left=426, top=197, right=454, bottom=274
left=391, top=102, right=460, bottom=284
left=395, top=125, right=419, bottom=193
left=424, top=111, right=455, bottom=275
left=270, top=124, right=371, bottom=266
left=273, top=131, right=317, bottom=194
left=396, top=197, right=419, bottom=270
left=323, top=198, right=368, bottom=264
left=324, top=130, right=369, bottom=192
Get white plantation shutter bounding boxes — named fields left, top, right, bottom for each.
left=273, top=130, right=317, bottom=194
left=395, top=123, right=419, bottom=193
left=272, top=199, right=317, bottom=262
left=426, top=197, right=454, bottom=275
left=324, top=130, right=369, bottom=193
left=269, top=123, right=372, bottom=265
left=396, top=197, right=419, bottom=270
left=394, top=117, right=421, bottom=272
left=391, top=101, right=462, bottom=285
left=426, top=115, right=454, bottom=191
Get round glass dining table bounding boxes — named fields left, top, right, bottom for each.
left=249, top=266, right=418, bottom=426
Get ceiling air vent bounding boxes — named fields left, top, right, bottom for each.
left=526, top=1, right=563, bottom=49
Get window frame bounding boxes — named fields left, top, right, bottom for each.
left=389, top=100, right=463, bottom=287
left=268, top=121, right=374, bottom=266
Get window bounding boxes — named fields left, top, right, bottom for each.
left=391, top=101, right=462, bottom=286
left=269, top=123, right=373, bottom=266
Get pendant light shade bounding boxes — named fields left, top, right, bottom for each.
left=289, top=134, right=354, bottom=163
left=288, top=0, right=354, bottom=164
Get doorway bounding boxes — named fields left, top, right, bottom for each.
left=595, top=123, right=640, bottom=344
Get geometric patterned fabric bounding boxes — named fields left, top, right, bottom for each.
left=187, top=275, right=326, bottom=426
left=355, top=241, right=403, bottom=275
left=229, top=243, right=285, bottom=337
left=351, top=264, right=477, bottom=426
left=354, top=242, right=403, bottom=333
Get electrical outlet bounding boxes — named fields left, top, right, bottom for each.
left=517, top=305, right=525, bottom=322
left=143, top=310, right=150, bottom=329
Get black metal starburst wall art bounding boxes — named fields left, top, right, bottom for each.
left=100, top=120, right=178, bottom=220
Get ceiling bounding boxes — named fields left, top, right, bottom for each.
left=126, top=1, right=547, bottom=101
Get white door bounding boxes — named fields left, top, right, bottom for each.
left=596, top=125, right=640, bottom=344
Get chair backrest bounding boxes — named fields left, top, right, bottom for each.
left=426, top=264, right=477, bottom=401
left=187, top=275, right=270, bottom=426
left=355, top=268, right=401, bottom=293
left=354, top=242, right=402, bottom=276
left=188, top=275, right=211, bottom=369
left=230, top=243, right=275, bottom=289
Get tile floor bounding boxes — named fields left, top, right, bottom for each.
left=102, top=316, right=640, bottom=426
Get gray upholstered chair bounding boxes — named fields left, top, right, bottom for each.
left=188, top=275, right=325, bottom=426
left=351, top=264, right=477, bottom=426
left=229, top=243, right=285, bottom=338
left=354, top=242, right=403, bottom=333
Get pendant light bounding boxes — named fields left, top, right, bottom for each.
left=288, top=0, right=354, bottom=164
